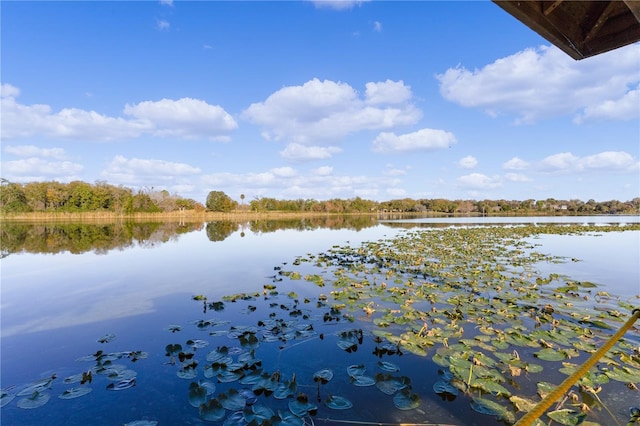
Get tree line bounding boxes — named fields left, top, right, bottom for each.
left=0, top=179, right=202, bottom=214
left=1, top=179, right=638, bottom=215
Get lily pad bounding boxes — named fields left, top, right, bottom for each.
left=199, top=398, right=226, bottom=421
left=218, top=388, right=246, bottom=411
left=470, top=397, right=515, bottom=423
left=58, top=386, right=92, bottom=399
left=547, top=409, right=587, bottom=425
left=393, top=389, right=421, bottom=410
left=377, top=361, right=400, bottom=372
left=288, top=394, right=318, bottom=417
left=313, top=368, right=333, bottom=384
left=433, top=380, right=458, bottom=396
left=17, top=391, right=50, bottom=409
left=325, top=394, right=353, bottom=410
left=1, top=391, right=15, bottom=408
left=106, top=378, right=136, bottom=391
left=188, top=382, right=209, bottom=407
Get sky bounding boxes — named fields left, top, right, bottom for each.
left=1, top=0, right=639, bottom=204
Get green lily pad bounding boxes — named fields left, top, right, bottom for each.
left=547, top=409, right=587, bottom=425
left=509, top=395, right=538, bottom=412
left=470, top=397, right=515, bottom=423
left=534, top=348, right=568, bottom=362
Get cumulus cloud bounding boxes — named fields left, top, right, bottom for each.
left=124, top=98, right=237, bottom=139
left=243, top=78, right=421, bottom=144
left=371, top=128, right=456, bottom=153
left=504, top=173, right=531, bottom=182
left=503, top=157, right=529, bottom=170
left=458, top=155, right=477, bottom=169
left=1, top=157, right=84, bottom=182
left=576, top=84, right=640, bottom=123
left=437, top=44, right=640, bottom=123
left=365, top=80, right=411, bottom=105
left=102, top=155, right=201, bottom=184
left=539, top=151, right=638, bottom=173
left=311, top=166, right=332, bottom=176
left=201, top=166, right=390, bottom=201
left=1, top=84, right=237, bottom=141
left=4, top=144, right=68, bottom=160
left=457, top=173, right=502, bottom=189
left=310, top=0, right=370, bottom=10
left=280, top=143, right=343, bottom=161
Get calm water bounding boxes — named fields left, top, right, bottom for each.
left=1, top=216, right=638, bottom=425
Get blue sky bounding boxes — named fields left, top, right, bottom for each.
left=1, top=0, right=639, bottom=204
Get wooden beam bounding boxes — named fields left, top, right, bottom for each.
left=543, top=1, right=564, bottom=16
left=582, top=2, right=617, bottom=45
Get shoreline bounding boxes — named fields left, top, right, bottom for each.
left=1, top=210, right=637, bottom=223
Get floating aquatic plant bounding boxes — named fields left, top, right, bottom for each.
left=16, top=391, right=50, bottom=409
left=58, top=386, right=92, bottom=399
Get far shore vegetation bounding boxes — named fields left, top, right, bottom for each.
left=1, top=178, right=638, bottom=221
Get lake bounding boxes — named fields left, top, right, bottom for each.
left=1, top=216, right=639, bottom=426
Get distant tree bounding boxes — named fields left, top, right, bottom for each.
left=206, top=191, right=237, bottom=212
left=0, top=181, right=29, bottom=212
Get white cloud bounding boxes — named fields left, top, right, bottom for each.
left=159, top=0, right=173, bottom=6
left=575, top=84, right=640, bottom=123
left=124, top=98, right=237, bottom=139
left=313, top=166, right=333, bottom=176
left=457, top=173, right=502, bottom=189
left=102, top=155, right=201, bottom=184
left=373, top=21, right=382, bottom=32
left=539, top=151, right=639, bottom=173
left=271, top=166, right=298, bottom=178
left=504, top=173, right=531, bottom=182
left=310, top=0, right=370, bottom=10
left=386, top=187, right=407, bottom=197
left=437, top=44, right=640, bottom=123
left=365, top=80, right=411, bottom=105
left=458, top=155, right=477, bottom=169
left=4, top=145, right=68, bottom=160
left=280, top=143, right=343, bottom=161
left=1, top=83, right=20, bottom=98
left=156, top=19, right=170, bottom=30
left=383, top=164, right=409, bottom=176
left=503, top=157, right=529, bottom=170
left=1, top=157, right=84, bottom=182
left=372, top=128, right=456, bottom=153
left=1, top=85, right=237, bottom=141
left=243, top=78, right=421, bottom=144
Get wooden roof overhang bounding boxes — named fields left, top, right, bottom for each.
left=493, top=1, right=640, bottom=59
